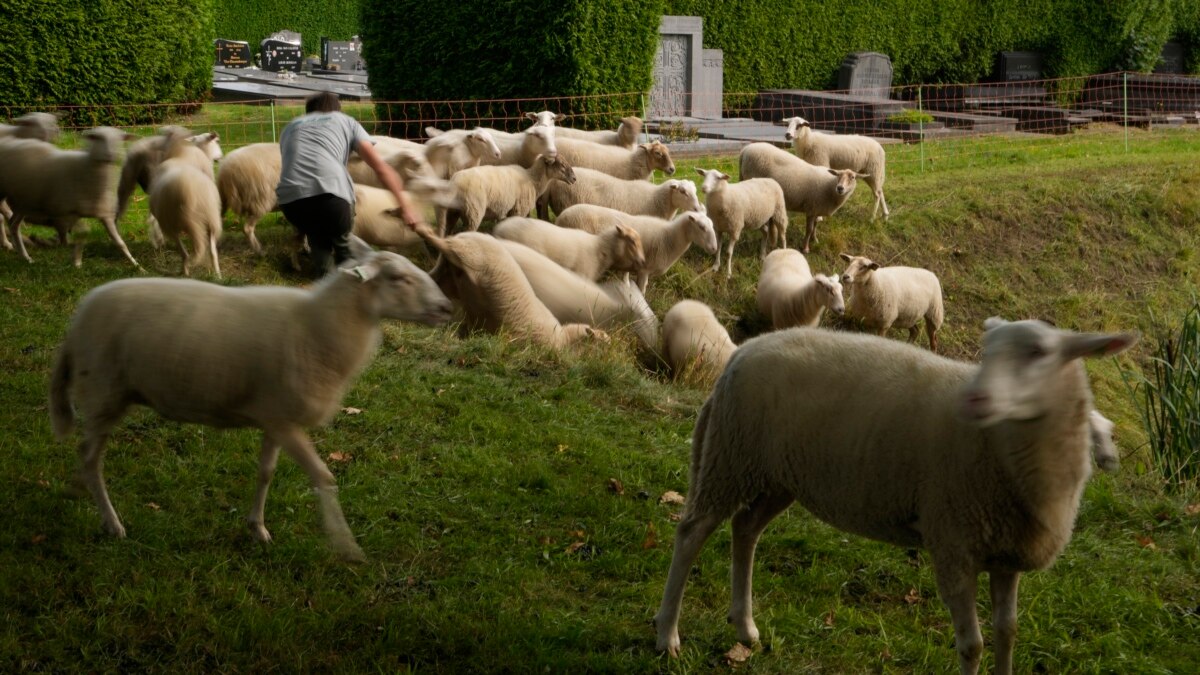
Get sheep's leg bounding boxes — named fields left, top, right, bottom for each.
left=907, top=325, right=920, bottom=343
left=725, top=234, right=739, bottom=279
left=247, top=433, right=282, bottom=545
left=147, top=214, right=165, bottom=250
left=9, top=213, right=33, bottom=263
left=99, top=216, right=140, bottom=268
left=926, top=317, right=940, bottom=354
left=801, top=216, right=817, bottom=254
left=0, top=200, right=12, bottom=250
left=934, top=564, right=984, bottom=675
left=535, top=195, right=550, bottom=221
left=637, top=271, right=649, bottom=295
left=78, top=405, right=129, bottom=538
left=873, top=181, right=890, bottom=221
left=655, top=510, right=727, bottom=655
left=710, top=236, right=723, bottom=273
left=177, top=238, right=191, bottom=277
left=729, top=492, right=795, bottom=644
left=989, top=571, right=1020, bottom=675
left=208, top=234, right=221, bottom=279
left=290, top=233, right=308, bottom=273
left=273, top=426, right=365, bottom=563
left=243, top=214, right=263, bottom=255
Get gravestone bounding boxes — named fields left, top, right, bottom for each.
left=837, top=52, right=893, bottom=99
left=694, top=48, right=724, bottom=118
left=321, top=35, right=366, bottom=72
left=214, top=39, right=252, bottom=68
left=261, top=31, right=302, bottom=73
left=995, top=51, right=1043, bottom=81
left=649, top=16, right=723, bottom=119
left=1155, top=41, right=1185, bottom=74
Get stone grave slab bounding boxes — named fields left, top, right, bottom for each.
left=261, top=30, right=302, bottom=73
left=837, top=52, right=893, bottom=99
left=1154, top=41, right=1185, bottom=74
left=214, top=39, right=252, bottom=68
left=321, top=36, right=366, bottom=72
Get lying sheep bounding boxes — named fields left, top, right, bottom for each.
left=756, top=249, right=844, bottom=330
left=0, top=126, right=140, bottom=268
left=785, top=116, right=889, bottom=220
left=739, top=142, right=864, bottom=253
left=662, top=300, right=737, bottom=380
left=696, top=168, right=788, bottom=278
left=0, top=112, right=59, bottom=142
left=410, top=224, right=605, bottom=349
left=49, top=237, right=453, bottom=562
left=840, top=252, right=944, bottom=352
left=492, top=216, right=645, bottom=281
left=546, top=172, right=701, bottom=221
left=559, top=210, right=716, bottom=294
left=441, top=154, right=575, bottom=234
left=553, top=116, right=644, bottom=150
left=216, top=142, right=281, bottom=254
left=148, top=152, right=223, bottom=278
left=655, top=319, right=1138, bottom=675
left=117, top=126, right=223, bottom=226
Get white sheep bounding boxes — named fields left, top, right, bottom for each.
left=756, top=249, right=844, bottom=330
left=551, top=138, right=674, bottom=180
left=696, top=168, right=788, bottom=278
left=117, top=126, right=223, bottom=226
left=441, top=154, right=575, bottom=233
left=492, top=216, right=645, bottom=281
left=1089, top=409, right=1119, bottom=472
left=524, top=111, right=564, bottom=128
left=0, top=127, right=140, bottom=268
left=739, top=142, right=864, bottom=254
left=0, top=112, right=59, bottom=142
left=840, top=252, right=944, bottom=352
left=216, top=142, right=281, bottom=254
left=347, top=146, right=434, bottom=186
left=546, top=172, right=702, bottom=221
left=552, top=116, right=644, bottom=150
left=148, top=156, right=223, bottom=278
left=662, top=300, right=737, bottom=379
left=785, top=116, right=889, bottom=220
left=655, top=319, right=1138, bottom=675
left=422, top=128, right=502, bottom=178
left=429, top=125, right=557, bottom=168
left=48, top=237, right=453, bottom=562
left=368, top=134, right=424, bottom=155
left=559, top=210, right=716, bottom=294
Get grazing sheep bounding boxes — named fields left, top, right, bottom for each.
left=410, top=224, right=605, bottom=349
left=347, top=147, right=434, bottom=186
left=785, top=116, right=889, bottom=220
left=493, top=216, right=645, bottom=281
left=117, top=126, right=223, bottom=226
left=696, top=168, right=788, bottom=278
left=441, top=154, right=575, bottom=234
left=0, top=112, right=59, bottom=142
left=840, top=252, right=944, bottom=352
left=547, top=172, right=701, bottom=221
left=216, top=142, right=281, bottom=254
left=655, top=319, right=1138, bottom=675
left=148, top=156, right=223, bottom=278
left=1089, top=410, right=1119, bottom=472
left=553, top=116, right=644, bottom=150
left=48, top=238, right=453, bottom=562
left=559, top=210, right=716, bottom=294
left=756, top=249, right=844, bottom=330
left=0, top=127, right=139, bottom=268
left=662, top=300, right=737, bottom=379
left=739, top=142, right=864, bottom=254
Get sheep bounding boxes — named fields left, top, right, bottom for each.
left=696, top=168, right=788, bottom=278
left=421, top=127, right=502, bottom=178
left=216, top=142, right=281, bottom=254
left=440, top=154, right=575, bottom=234
left=492, top=216, right=645, bottom=281
left=546, top=173, right=702, bottom=221
left=347, top=146, right=434, bottom=186
left=408, top=223, right=605, bottom=349
left=552, top=116, right=644, bottom=150
left=785, top=116, right=889, bottom=220
left=0, top=126, right=140, bottom=268
left=661, top=300, right=737, bottom=379
left=429, top=125, right=557, bottom=168
left=147, top=158, right=223, bottom=278
left=739, top=142, right=864, bottom=254
left=755, top=249, right=845, bottom=330
left=654, top=319, right=1139, bottom=675
left=368, top=134, right=424, bottom=155
left=496, top=239, right=659, bottom=352
left=0, top=112, right=59, bottom=142
left=550, top=138, right=674, bottom=181
left=48, top=237, right=453, bottom=562
left=1089, top=409, right=1119, bottom=473
left=525, top=111, right=564, bottom=128
left=117, top=126, right=223, bottom=226
left=559, top=210, right=716, bottom=294
left=840, top=252, right=944, bottom=353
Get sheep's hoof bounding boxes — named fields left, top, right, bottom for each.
left=336, top=543, right=367, bottom=564
left=247, top=521, right=273, bottom=544
left=103, top=521, right=127, bottom=539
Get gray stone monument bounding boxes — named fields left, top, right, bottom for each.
left=649, top=16, right=723, bottom=119
left=837, top=52, right=893, bottom=99
left=695, top=48, right=724, bottom=119
left=1155, top=41, right=1185, bottom=74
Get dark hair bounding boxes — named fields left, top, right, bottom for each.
left=305, top=92, right=342, bottom=114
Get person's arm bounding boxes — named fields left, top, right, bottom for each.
left=354, top=138, right=424, bottom=227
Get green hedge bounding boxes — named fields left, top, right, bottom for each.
left=213, top=1, right=362, bottom=59
left=0, top=0, right=214, bottom=124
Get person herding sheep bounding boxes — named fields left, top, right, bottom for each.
left=277, top=92, right=423, bottom=274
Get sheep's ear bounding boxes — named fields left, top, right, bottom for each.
left=347, top=235, right=375, bottom=263
left=695, top=167, right=708, bottom=177
left=525, top=112, right=537, bottom=121
left=1061, top=332, right=1139, bottom=359
left=554, top=113, right=566, bottom=122
left=866, top=261, right=880, bottom=271
left=717, top=171, right=730, bottom=181
left=424, top=126, right=444, bottom=138
left=827, top=168, right=840, bottom=177
left=839, top=252, right=853, bottom=262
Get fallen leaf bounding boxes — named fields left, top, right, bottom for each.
left=341, top=407, right=363, bottom=415
left=824, top=609, right=836, bottom=627
left=607, top=478, right=625, bottom=495
left=569, top=529, right=585, bottom=539
left=1135, top=535, right=1157, bottom=550
left=659, top=490, right=685, bottom=506
left=565, top=541, right=586, bottom=555
left=1185, top=503, right=1200, bottom=516
left=537, top=536, right=554, bottom=546
left=328, top=452, right=352, bottom=463
left=903, top=587, right=922, bottom=605
left=31, top=534, right=46, bottom=544
left=668, top=512, right=683, bottom=522
left=642, top=521, right=658, bottom=550
left=556, top=444, right=569, bottom=454
left=36, top=479, right=50, bottom=488
left=146, top=502, right=161, bottom=511
left=724, top=642, right=752, bottom=665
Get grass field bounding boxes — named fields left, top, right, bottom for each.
left=1, top=119, right=1198, bottom=673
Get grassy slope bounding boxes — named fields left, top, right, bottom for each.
left=1, top=124, right=1198, bottom=673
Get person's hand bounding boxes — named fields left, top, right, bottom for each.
left=396, top=191, right=424, bottom=228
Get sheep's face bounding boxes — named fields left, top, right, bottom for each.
left=390, top=150, right=433, bottom=179
left=527, top=126, right=557, bottom=158
left=619, top=116, right=644, bottom=135
left=525, top=111, right=564, bottom=128
left=643, top=141, right=675, bottom=176
left=668, top=180, right=703, bottom=212
left=961, top=318, right=1138, bottom=427
left=684, top=212, right=718, bottom=254
left=838, top=253, right=878, bottom=286
left=814, top=274, right=845, bottom=315
left=14, top=112, right=60, bottom=143
left=783, top=116, right=810, bottom=141
left=189, top=132, right=224, bottom=161
left=347, top=246, right=453, bottom=327
left=1088, top=410, right=1119, bottom=472
left=828, top=168, right=860, bottom=197
left=696, top=168, right=729, bottom=195
left=614, top=224, right=646, bottom=270
left=82, top=127, right=135, bottom=164
left=468, top=128, right=502, bottom=160
left=543, top=155, right=576, bottom=185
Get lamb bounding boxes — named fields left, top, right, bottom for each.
left=840, top=252, right=944, bottom=352
left=147, top=153, right=223, bottom=278
left=492, top=216, right=645, bottom=281
left=0, top=126, right=140, bottom=268
left=755, top=249, right=845, bottom=330
left=0, top=112, right=59, bottom=142
left=654, top=319, right=1138, bottom=675
left=546, top=172, right=701, bottom=221
left=117, top=126, right=223, bottom=226
left=48, top=237, right=453, bottom=562
left=739, top=142, right=864, bottom=253
left=559, top=210, right=716, bottom=294
left=696, top=168, right=788, bottom=278
left=661, top=300, right=737, bottom=379
left=441, top=154, right=575, bottom=234
left=216, top=142, right=281, bottom=254
left=409, top=224, right=605, bottom=349
left=785, top=116, right=889, bottom=220
left=552, top=116, right=644, bottom=150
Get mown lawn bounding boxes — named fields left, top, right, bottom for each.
left=1, top=121, right=1198, bottom=673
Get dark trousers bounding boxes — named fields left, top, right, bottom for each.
left=281, top=193, right=353, bottom=274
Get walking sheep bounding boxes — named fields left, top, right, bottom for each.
left=49, top=238, right=453, bottom=562
left=785, top=116, right=889, bottom=220
left=0, top=112, right=59, bottom=143
left=441, top=154, right=576, bottom=234
left=216, top=142, right=281, bottom=254
left=547, top=173, right=701, bottom=221
left=117, top=126, right=222, bottom=226
left=696, top=168, right=788, bottom=278
left=756, top=249, right=844, bottom=330
left=655, top=319, right=1138, bottom=675
left=148, top=155, right=223, bottom=278
left=493, top=216, right=645, bottom=281
left=662, top=300, right=737, bottom=380
left=840, top=252, right=944, bottom=352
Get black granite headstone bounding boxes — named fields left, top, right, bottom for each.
left=261, top=31, right=302, bottom=73
left=837, top=52, right=893, bottom=99
left=321, top=36, right=366, bottom=72
left=1155, top=41, right=1185, bottom=74
left=995, top=51, right=1043, bottom=81
left=215, top=39, right=252, bottom=68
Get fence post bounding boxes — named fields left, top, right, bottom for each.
left=640, top=93, right=649, bottom=144
left=270, top=99, right=278, bottom=143
left=917, top=86, right=925, bottom=172
left=1123, top=71, right=1129, bottom=153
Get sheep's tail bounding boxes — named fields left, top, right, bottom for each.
left=49, top=344, right=74, bottom=441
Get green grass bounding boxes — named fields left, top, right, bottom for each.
left=2, top=118, right=1199, bottom=673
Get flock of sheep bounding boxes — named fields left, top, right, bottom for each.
left=2, top=108, right=1137, bottom=674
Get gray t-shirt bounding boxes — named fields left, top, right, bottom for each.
left=275, top=111, right=372, bottom=207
